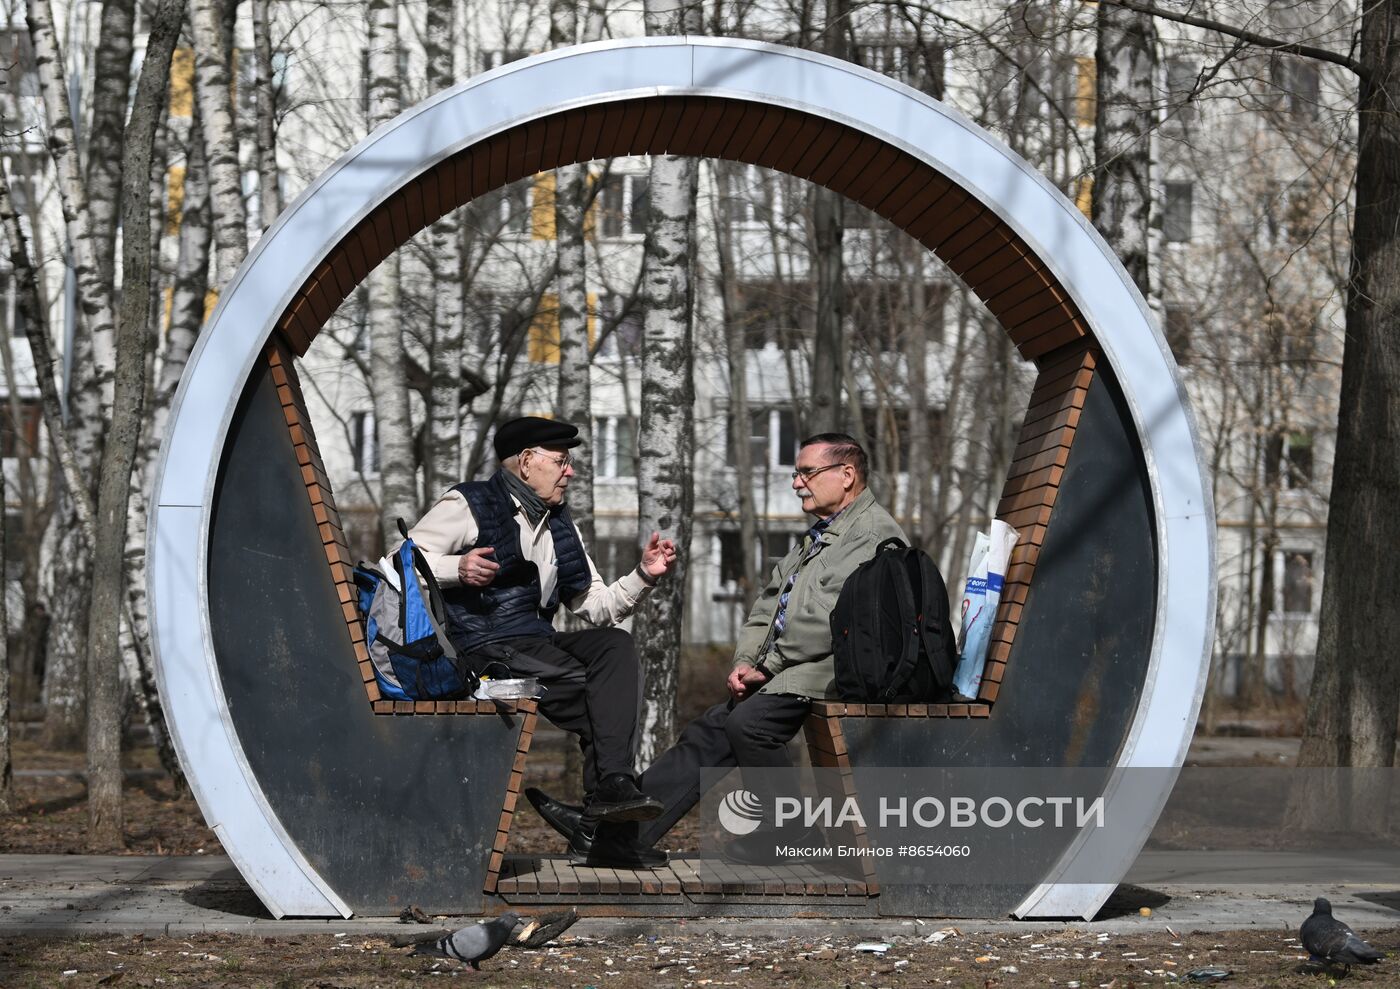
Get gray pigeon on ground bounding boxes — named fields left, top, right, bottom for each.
left=412, top=911, right=522, bottom=970
left=1301, top=897, right=1385, bottom=972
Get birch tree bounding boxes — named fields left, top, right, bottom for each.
left=1092, top=1, right=1158, bottom=302
left=191, top=0, right=248, bottom=289
left=634, top=0, right=703, bottom=763
left=809, top=0, right=850, bottom=434
left=252, top=0, right=282, bottom=231
left=553, top=0, right=597, bottom=547
left=27, top=0, right=121, bottom=749
left=423, top=0, right=465, bottom=498
left=82, top=0, right=186, bottom=849
left=367, top=0, right=417, bottom=543
left=713, top=163, right=759, bottom=597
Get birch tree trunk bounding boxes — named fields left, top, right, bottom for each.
left=715, top=163, right=758, bottom=599
left=555, top=163, right=595, bottom=546
left=86, top=0, right=135, bottom=287
left=425, top=0, right=465, bottom=498
left=252, top=0, right=282, bottom=231
left=367, top=0, right=417, bottom=544
left=808, top=0, right=850, bottom=435
left=191, top=0, right=248, bottom=290
left=84, top=0, right=186, bottom=850
left=28, top=0, right=121, bottom=749
left=1091, top=2, right=1158, bottom=302
left=553, top=0, right=597, bottom=548
left=634, top=0, right=701, bottom=765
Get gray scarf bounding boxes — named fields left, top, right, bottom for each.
left=499, top=468, right=553, bottom=527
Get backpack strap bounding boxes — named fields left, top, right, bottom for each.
left=881, top=549, right=922, bottom=700
left=396, top=517, right=463, bottom=663
left=914, top=553, right=955, bottom=691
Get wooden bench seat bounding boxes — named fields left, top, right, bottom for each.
left=267, top=326, right=1103, bottom=909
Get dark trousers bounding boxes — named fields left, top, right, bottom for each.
left=631, top=692, right=811, bottom=848
left=490, top=628, right=641, bottom=797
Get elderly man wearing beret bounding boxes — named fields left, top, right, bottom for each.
left=405, top=416, right=678, bottom=868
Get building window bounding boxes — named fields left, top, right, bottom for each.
left=4, top=512, right=23, bottom=580
left=595, top=536, right=640, bottom=580
left=350, top=411, right=378, bottom=475
left=737, top=280, right=808, bottom=349
left=1164, top=181, right=1194, bottom=243
left=724, top=165, right=783, bottom=228
left=595, top=293, right=643, bottom=360
left=1, top=270, right=28, bottom=339
left=351, top=285, right=371, bottom=354
left=1267, top=431, right=1314, bottom=490
left=720, top=529, right=798, bottom=584
left=599, top=173, right=648, bottom=238
left=472, top=181, right=532, bottom=238
left=862, top=407, right=911, bottom=473
left=593, top=416, right=638, bottom=479
left=1271, top=57, right=1320, bottom=120
left=1282, top=550, right=1315, bottom=614
left=0, top=31, right=40, bottom=99
left=1164, top=305, right=1192, bottom=365
left=236, top=46, right=291, bottom=119
left=1164, top=58, right=1199, bottom=127
left=0, top=397, right=41, bottom=458
left=846, top=280, right=946, bottom=351
left=730, top=408, right=798, bottom=470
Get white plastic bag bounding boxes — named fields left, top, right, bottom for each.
left=953, top=519, right=1020, bottom=699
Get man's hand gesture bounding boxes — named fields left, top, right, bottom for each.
left=458, top=546, right=500, bottom=587
left=640, top=531, right=678, bottom=582
left=727, top=663, right=770, bottom=701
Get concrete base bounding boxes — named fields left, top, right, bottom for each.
left=3, top=854, right=1399, bottom=937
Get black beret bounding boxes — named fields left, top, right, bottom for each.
left=493, top=416, right=582, bottom=460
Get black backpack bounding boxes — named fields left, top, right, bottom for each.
left=831, top=538, right=958, bottom=703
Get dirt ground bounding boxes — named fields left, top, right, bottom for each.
left=1, top=924, right=1394, bottom=988
left=0, top=730, right=702, bottom=858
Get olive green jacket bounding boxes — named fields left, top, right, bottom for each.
left=733, top=488, right=908, bottom=699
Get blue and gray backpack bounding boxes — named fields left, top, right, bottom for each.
left=353, top=519, right=478, bottom=701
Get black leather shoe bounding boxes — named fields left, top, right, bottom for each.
left=723, top=825, right=827, bottom=866
left=569, top=821, right=668, bottom=869
left=587, top=773, right=663, bottom=822
left=525, top=787, right=583, bottom=841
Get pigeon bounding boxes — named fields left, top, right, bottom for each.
left=412, top=911, right=522, bottom=970
left=514, top=907, right=580, bottom=948
left=1300, top=897, right=1385, bottom=972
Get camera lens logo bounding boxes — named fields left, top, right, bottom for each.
left=718, top=789, right=764, bottom=835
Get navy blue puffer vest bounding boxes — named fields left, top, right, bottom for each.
left=442, top=471, right=592, bottom=654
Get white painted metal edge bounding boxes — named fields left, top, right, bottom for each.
left=148, top=37, right=1214, bottom=920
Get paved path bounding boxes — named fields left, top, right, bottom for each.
left=2, top=854, right=1399, bottom=938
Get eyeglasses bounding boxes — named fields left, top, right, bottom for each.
left=791, top=463, right=848, bottom=482
left=530, top=449, right=572, bottom=469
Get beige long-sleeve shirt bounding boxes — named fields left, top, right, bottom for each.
left=406, top=488, right=652, bottom=627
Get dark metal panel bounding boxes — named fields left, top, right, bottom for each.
left=860, top=368, right=1157, bottom=917
left=208, top=361, right=522, bottom=915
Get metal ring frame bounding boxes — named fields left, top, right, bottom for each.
left=149, top=37, right=1215, bottom=920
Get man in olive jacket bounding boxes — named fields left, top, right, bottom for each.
left=528, top=432, right=907, bottom=864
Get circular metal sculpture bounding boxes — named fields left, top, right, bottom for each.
left=149, top=37, right=1215, bottom=920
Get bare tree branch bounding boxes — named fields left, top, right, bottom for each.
left=1098, top=0, right=1364, bottom=78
